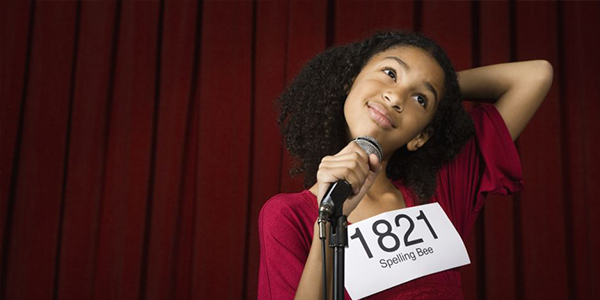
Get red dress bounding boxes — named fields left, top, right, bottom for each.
left=258, top=105, right=523, bottom=299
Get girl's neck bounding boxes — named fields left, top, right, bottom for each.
left=349, top=160, right=406, bottom=223
left=365, top=160, right=400, bottom=199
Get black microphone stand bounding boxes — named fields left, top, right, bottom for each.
left=318, top=180, right=352, bottom=300
left=320, top=136, right=382, bottom=300
left=329, top=211, right=348, bottom=300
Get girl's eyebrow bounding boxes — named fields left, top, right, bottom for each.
left=383, top=56, right=439, bottom=104
left=423, top=82, right=439, bottom=105
left=384, top=56, right=410, bottom=71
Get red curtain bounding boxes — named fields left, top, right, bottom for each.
left=2, top=1, right=599, bottom=299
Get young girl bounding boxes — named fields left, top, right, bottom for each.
left=258, top=31, right=552, bottom=300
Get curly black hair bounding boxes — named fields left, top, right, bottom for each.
left=276, top=30, right=474, bottom=203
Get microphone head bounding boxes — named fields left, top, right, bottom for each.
left=353, top=136, right=382, bottom=163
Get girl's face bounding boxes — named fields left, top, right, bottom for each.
left=344, top=46, right=444, bottom=160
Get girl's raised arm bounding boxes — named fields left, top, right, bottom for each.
left=457, top=60, right=553, bottom=141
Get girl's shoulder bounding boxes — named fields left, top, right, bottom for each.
left=261, top=190, right=317, bottom=215
left=259, top=190, right=318, bottom=232
left=259, top=190, right=318, bottom=250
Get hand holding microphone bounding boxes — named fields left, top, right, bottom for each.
left=316, top=136, right=383, bottom=235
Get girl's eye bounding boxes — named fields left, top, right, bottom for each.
left=414, top=94, right=428, bottom=108
left=382, top=67, right=397, bottom=81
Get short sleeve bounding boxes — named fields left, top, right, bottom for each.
left=258, top=193, right=316, bottom=300
left=434, top=105, right=524, bottom=236
left=474, top=105, right=524, bottom=197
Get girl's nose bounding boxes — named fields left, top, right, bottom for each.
left=383, top=92, right=404, bottom=113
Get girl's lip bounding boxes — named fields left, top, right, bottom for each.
left=367, top=102, right=396, bottom=129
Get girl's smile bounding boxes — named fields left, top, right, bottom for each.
left=367, top=101, right=397, bottom=129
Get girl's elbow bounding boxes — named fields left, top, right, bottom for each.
left=534, top=60, right=554, bottom=88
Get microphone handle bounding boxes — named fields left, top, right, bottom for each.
left=322, top=180, right=353, bottom=219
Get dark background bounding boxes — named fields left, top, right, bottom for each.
left=2, top=0, right=599, bottom=299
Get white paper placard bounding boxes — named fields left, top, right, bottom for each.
left=345, top=203, right=470, bottom=299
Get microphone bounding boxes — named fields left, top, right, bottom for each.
left=317, top=136, right=382, bottom=239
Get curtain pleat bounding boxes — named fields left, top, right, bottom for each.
left=479, top=1, right=515, bottom=299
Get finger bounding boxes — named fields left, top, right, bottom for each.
left=367, top=153, right=382, bottom=173
left=337, top=141, right=369, bottom=161
left=317, top=165, right=365, bottom=191
left=316, top=165, right=366, bottom=195
left=322, top=151, right=368, bottom=163
left=320, top=157, right=369, bottom=186
left=342, top=159, right=382, bottom=215
left=319, top=153, right=370, bottom=176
